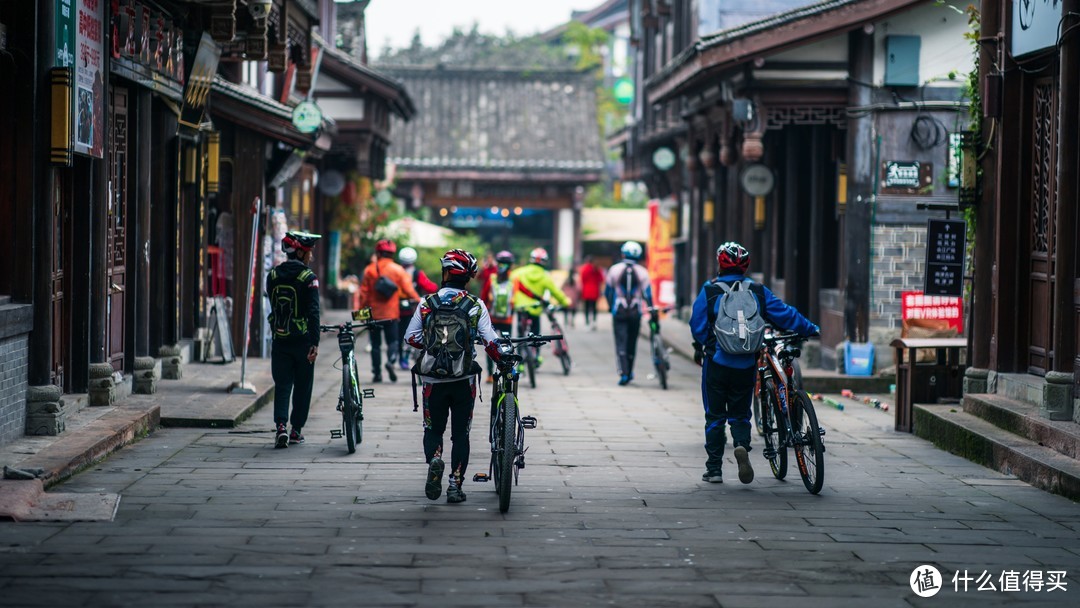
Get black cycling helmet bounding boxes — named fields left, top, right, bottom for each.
left=282, top=231, right=322, bottom=254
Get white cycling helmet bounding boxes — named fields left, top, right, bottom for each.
left=620, top=241, right=643, bottom=260
left=398, top=246, right=418, bottom=265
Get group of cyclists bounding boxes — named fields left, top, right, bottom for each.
left=266, top=232, right=819, bottom=502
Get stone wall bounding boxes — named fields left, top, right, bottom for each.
left=870, top=224, right=926, bottom=331
left=0, top=334, right=30, bottom=444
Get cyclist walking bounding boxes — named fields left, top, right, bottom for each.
left=405, top=249, right=503, bottom=504
left=510, top=248, right=571, bottom=362
left=397, top=246, right=438, bottom=371
left=689, top=242, right=818, bottom=485
left=604, top=241, right=653, bottom=386
left=481, top=250, right=517, bottom=381
left=266, top=231, right=322, bottom=448
left=357, top=239, right=420, bottom=383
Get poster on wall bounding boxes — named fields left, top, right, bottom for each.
left=74, top=0, right=104, bottom=158
left=646, top=199, right=676, bottom=308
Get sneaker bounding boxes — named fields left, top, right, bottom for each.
left=425, top=457, right=445, bottom=500
left=372, top=374, right=383, bottom=384
left=618, top=375, right=630, bottom=386
left=485, top=375, right=494, bottom=384
left=447, top=476, right=467, bottom=503
left=289, top=428, right=305, bottom=444
left=399, top=359, right=410, bottom=371
left=702, top=470, right=723, bottom=483
left=274, top=424, right=289, bottom=449
left=536, top=355, right=544, bottom=369
left=734, top=446, right=754, bottom=484
left=385, top=363, right=398, bottom=383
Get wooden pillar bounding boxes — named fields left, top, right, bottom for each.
left=90, top=149, right=108, bottom=365
left=844, top=30, right=874, bottom=342
left=808, top=126, right=822, bottom=323
left=783, top=127, right=801, bottom=302
left=134, top=90, right=152, bottom=358
left=1054, top=0, right=1079, bottom=374
left=29, top=0, right=53, bottom=385
left=970, top=0, right=999, bottom=370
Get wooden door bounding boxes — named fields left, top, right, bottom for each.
left=1026, top=79, right=1058, bottom=374
left=107, top=88, right=129, bottom=372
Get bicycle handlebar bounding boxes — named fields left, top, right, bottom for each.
left=319, top=319, right=390, bottom=333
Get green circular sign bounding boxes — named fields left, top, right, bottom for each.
left=613, top=77, right=634, bottom=105
left=652, top=147, right=676, bottom=171
left=292, top=101, right=322, bottom=134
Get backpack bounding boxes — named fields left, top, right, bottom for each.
left=713, top=279, right=766, bottom=355
left=268, top=268, right=313, bottom=339
left=613, top=265, right=642, bottom=320
left=415, top=293, right=478, bottom=379
left=490, top=277, right=513, bottom=319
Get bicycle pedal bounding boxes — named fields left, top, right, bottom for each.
left=330, top=430, right=343, bottom=439
left=818, top=427, right=826, bottom=436
left=362, top=389, right=375, bottom=399
left=472, top=473, right=490, bottom=483
left=521, top=416, right=537, bottom=429
left=762, top=447, right=776, bottom=459
left=515, top=455, right=525, bottom=469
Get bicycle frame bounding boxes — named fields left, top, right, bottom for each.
left=757, top=332, right=819, bottom=483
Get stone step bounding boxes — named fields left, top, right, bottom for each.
left=914, top=403, right=1080, bottom=500
left=993, top=372, right=1046, bottom=409
left=0, top=295, right=10, bottom=306
left=964, top=392, right=1080, bottom=461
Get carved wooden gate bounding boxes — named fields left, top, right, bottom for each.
left=1026, top=79, right=1058, bottom=374
left=107, top=88, right=129, bottom=372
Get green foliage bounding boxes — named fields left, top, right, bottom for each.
left=374, top=23, right=572, bottom=69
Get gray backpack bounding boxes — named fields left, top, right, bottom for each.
left=713, top=279, right=766, bottom=355
left=415, top=293, right=477, bottom=379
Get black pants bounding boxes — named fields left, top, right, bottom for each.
left=422, top=378, right=477, bottom=479
left=612, top=315, right=642, bottom=377
left=487, top=321, right=514, bottom=376
left=584, top=300, right=599, bottom=325
left=700, top=360, right=756, bottom=472
left=368, top=319, right=400, bottom=375
left=271, top=340, right=315, bottom=430
left=517, top=311, right=543, bottom=358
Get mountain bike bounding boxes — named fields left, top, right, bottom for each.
left=473, top=334, right=556, bottom=512
left=754, top=329, right=803, bottom=436
left=319, top=309, right=386, bottom=454
left=543, top=306, right=572, bottom=376
left=646, top=306, right=672, bottom=389
left=756, top=331, right=825, bottom=494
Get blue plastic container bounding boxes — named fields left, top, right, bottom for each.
left=844, top=341, right=875, bottom=376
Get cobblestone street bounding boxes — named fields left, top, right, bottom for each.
left=1, top=315, right=1078, bottom=607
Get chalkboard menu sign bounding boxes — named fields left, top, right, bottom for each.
left=924, top=219, right=967, bottom=296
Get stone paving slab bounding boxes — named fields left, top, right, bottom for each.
left=0, top=311, right=1078, bottom=606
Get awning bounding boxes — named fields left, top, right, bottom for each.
left=582, top=208, right=648, bottom=243
left=387, top=217, right=454, bottom=249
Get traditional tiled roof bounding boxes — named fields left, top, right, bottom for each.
left=318, top=40, right=416, bottom=120
left=383, top=66, right=606, bottom=175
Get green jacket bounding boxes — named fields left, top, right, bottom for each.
left=510, top=264, right=570, bottom=314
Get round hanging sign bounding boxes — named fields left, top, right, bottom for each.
left=740, top=163, right=775, bottom=196
left=613, top=77, right=634, bottom=105
left=652, top=147, right=676, bottom=171
left=292, top=101, right=322, bottom=134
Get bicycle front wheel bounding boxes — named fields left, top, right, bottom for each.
left=497, top=394, right=518, bottom=513
left=526, top=351, right=536, bottom=389
left=343, top=381, right=358, bottom=455
left=652, top=335, right=668, bottom=390
left=761, top=380, right=788, bottom=480
left=559, top=351, right=572, bottom=376
left=791, top=390, right=825, bottom=494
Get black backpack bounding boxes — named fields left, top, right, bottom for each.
left=415, top=293, right=478, bottom=379
left=268, top=268, right=314, bottom=339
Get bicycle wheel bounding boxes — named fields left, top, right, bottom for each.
left=352, top=361, right=364, bottom=447
left=343, top=369, right=358, bottom=455
left=761, top=380, right=788, bottom=480
left=791, top=390, right=825, bottom=494
left=752, top=391, right=763, bottom=436
left=497, top=394, right=518, bottom=513
left=525, top=349, right=536, bottom=389
left=559, top=351, right=572, bottom=376
left=652, top=335, right=668, bottom=390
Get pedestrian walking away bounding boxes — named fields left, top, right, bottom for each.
left=266, top=231, right=322, bottom=449
left=579, top=255, right=605, bottom=330
left=689, top=241, right=819, bottom=485
left=605, top=241, right=653, bottom=386
left=397, top=246, right=439, bottom=371
left=510, top=248, right=571, bottom=366
left=357, top=239, right=420, bottom=384
left=481, top=250, right=517, bottom=381
left=406, top=249, right=503, bottom=504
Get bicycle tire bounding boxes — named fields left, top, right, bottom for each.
left=498, top=394, right=518, bottom=513
left=560, top=352, right=572, bottom=376
left=652, top=335, right=668, bottom=390
left=791, top=391, right=825, bottom=494
left=526, top=351, right=536, bottom=389
left=752, top=392, right=764, bottom=436
left=353, top=361, right=364, bottom=448
left=343, top=366, right=358, bottom=454
left=761, top=379, right=788, bottom=480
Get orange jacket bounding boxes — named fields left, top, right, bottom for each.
left=357, top=258, right=420, bottom=320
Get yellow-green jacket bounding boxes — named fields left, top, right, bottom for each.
left=510, top=263, right=570, bottom=314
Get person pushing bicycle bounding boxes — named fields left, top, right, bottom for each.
left=510, top=248, right=571, bottom=366
left=689, top=242, right=818, bottom=485
left=405, top=249, right=503, bottom=504
left=604, top=241, right=653, bottom=386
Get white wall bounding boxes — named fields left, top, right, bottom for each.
left=872, top=0, right=973, bottom=88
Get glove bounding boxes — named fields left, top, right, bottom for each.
left=807, top=324, right=821, bottom=338
left=692, top=341, right=704, bottom=367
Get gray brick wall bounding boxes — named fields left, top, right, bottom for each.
left=870, top=225, right=926, bottom=331
left=0, top=335, right=30, bottom=445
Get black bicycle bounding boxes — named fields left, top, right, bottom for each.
left=319, top=309, right=386, bottom=454
left=756, top=331, right=825, bottom=494
left=646, top=307, right=672, bottom=389
left=473, top=334, right=557, bottom=512
left=543, top=306, right=572, bottom=376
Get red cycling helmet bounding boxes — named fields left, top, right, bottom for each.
left=529, top=247, right=549, bottom=267
left=375, top=239, right=397, bottom=256
left=716, top=241, right=750, bottom=274
left=282, top=231, right=321, bottom=254
left=441, top=249, right=478, bottom=278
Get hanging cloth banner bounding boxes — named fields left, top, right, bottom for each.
left=179, top=32, right=221, bottom=131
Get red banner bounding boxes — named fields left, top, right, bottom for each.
left=901, top=291, right=963, bottom=333
left=647, top=199, right=675, bottom=307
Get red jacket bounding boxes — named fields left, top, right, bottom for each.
left=579, top=262, right=605, bottom=301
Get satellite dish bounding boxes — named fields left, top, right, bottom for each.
left=319, top=170, right=346, bottom=197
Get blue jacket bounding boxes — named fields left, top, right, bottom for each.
left=690, top=274, right=819, bottom=369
